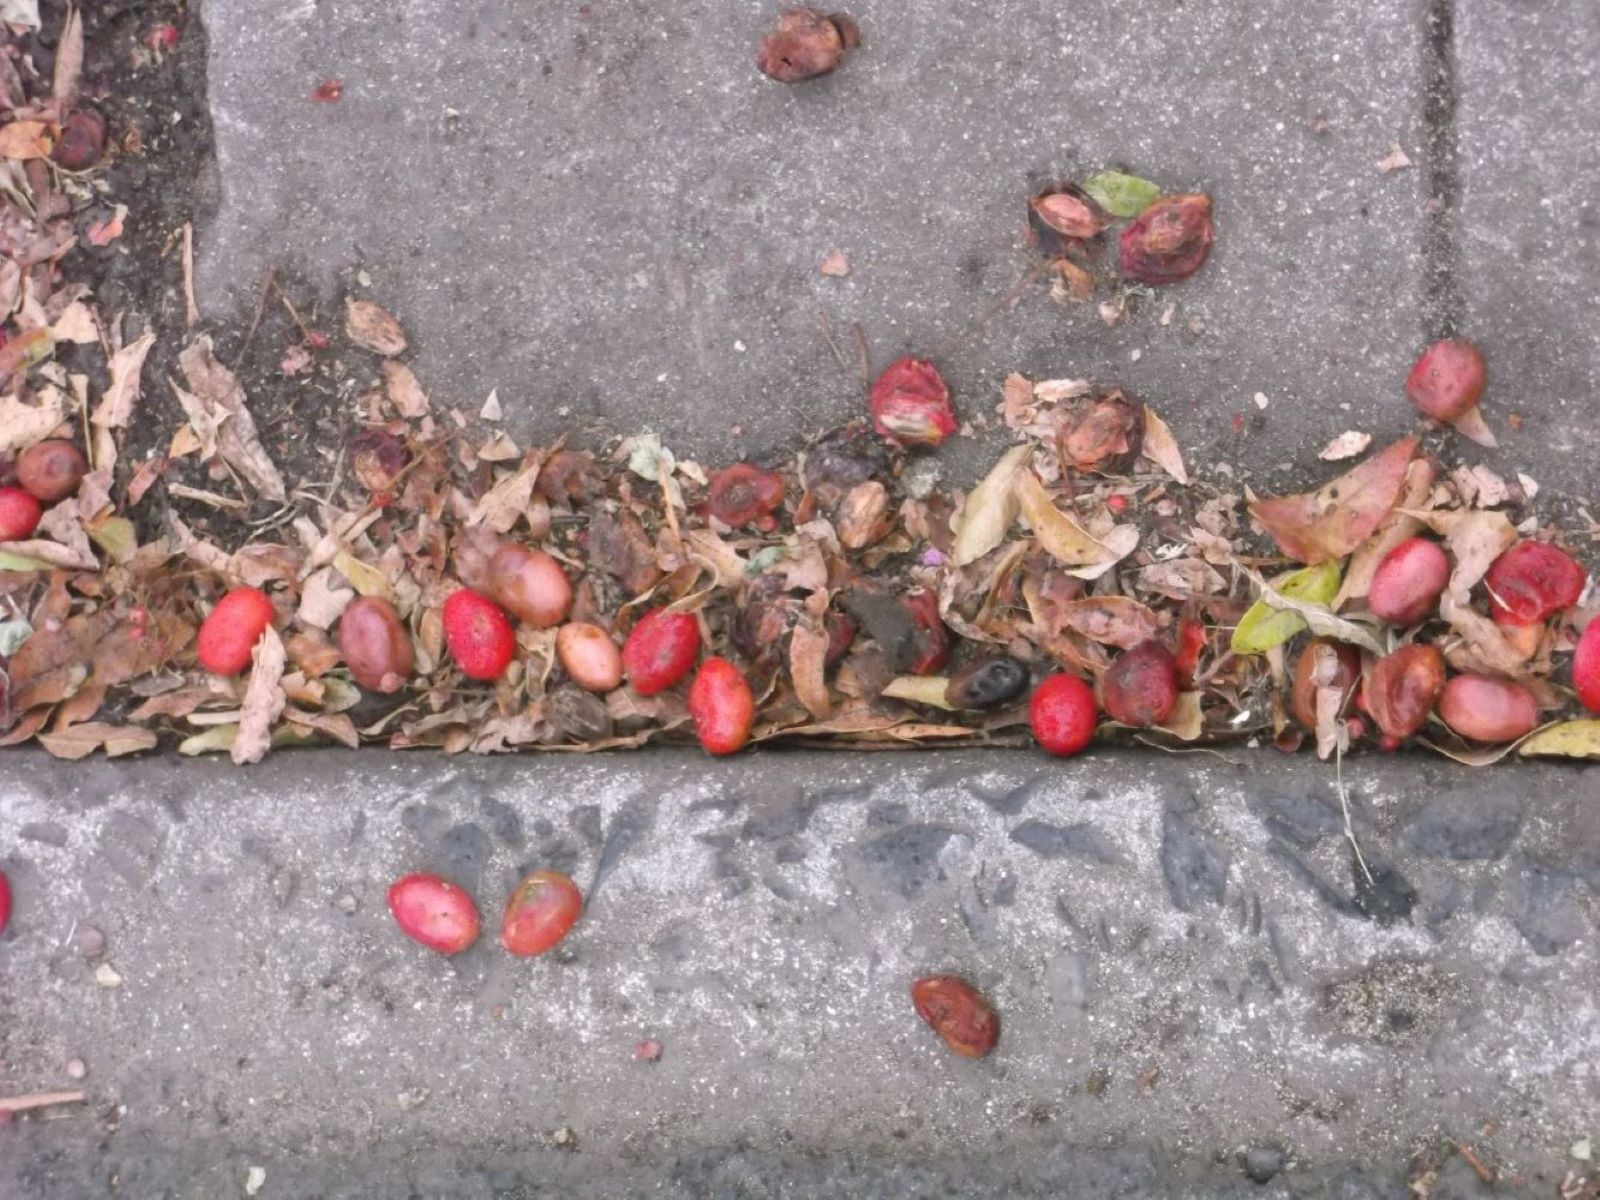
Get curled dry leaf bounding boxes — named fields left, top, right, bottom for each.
left=91, top=331, right=156, bottom=430
left=38, top=722, right=156, bottom=761
left=1052, top=596, right=1162, bottom=649
left=177, top=337, right=287, bottom=502
left=1318, top=430, right=1371, bottom=461
left=1014, top=468, right=1135, bottom=578
left=468, top=454, right=544, bottom=534
left=789, top=593, right=833, bottom=719
left=1140, top=404, right=1188, bottom=484
left=880, top=675, right=958, bottom=710
left=1248, top=436, right=1418, bottom=565
left=232, top=626, right=286, bottom=766
left=951, top=444, right=1029, bottom=566
left=344, top=298, right=407, bottom=356
left=1334, top=457, right=1435, bottom=609
left=382, top=361, right=429, bottom=418
left=0, top=390, right=68, bottom=456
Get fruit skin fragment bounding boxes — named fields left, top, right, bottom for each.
left=501, top=870, right=583, bottom=957
left=1029, top=674, right=1097, bottom=757
left=1483, top=540, right=1585, bottom=626
left=911, top=974, right=1000, bottom=1058
left=387, top=873, right=480, bottom=956
left=688, top=656, right=756, bottom=756
left=756, top=8, right=859, bottom=83
left=1574, top=620, right=1600, bottom=714
left=1119, top=193, right=1214, bottom=284
left=869, top=357, right=956, bottom=449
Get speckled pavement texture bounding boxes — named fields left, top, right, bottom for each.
left=2, top=750, right=1596, bottom=1196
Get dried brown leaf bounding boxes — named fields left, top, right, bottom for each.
left=344, top=298, right=407, bottom=356
left=178, top=337, right=287, bottom=501
left=232, top=626, right=286, bottom=766
left=0, top=390, right=67, bottom=455
left=382, top=360, right=429, bottom=417
left=789, top=593, right=833, bottom=720
left=1141, top=405, right=1188, bottom=485
left=951, top=445, right=1029, bottom=566
left=1248, top=436, right=1418, bottom=565
left=39, top=722, right=155, bottom=761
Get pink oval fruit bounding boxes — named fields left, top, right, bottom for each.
left=1572, top=620, right=1600, bottom=714
left=1437, top=674, right=1538, bottom=743
left=486, top=543, right=572, bottom=629
left=1100, top=640, right=1178, bottom=727
left=1405, top=339, right=1485, bottom=422
left=1364, top=644, right=1446, bottom=742
left=1368, top=537, right=1450, bottom=625
left=556, top=622, right=623, bottom=692
left=387, top=872, right=480, bottom=955
left=196, top=587, right=276, bottom=676
left=338, top=596, right=414, bottom=693
left=500, top=869, right=583, bottom=957
left=15, top=439, right=87, bottom=503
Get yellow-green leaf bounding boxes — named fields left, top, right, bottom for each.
left=881, top=675, right=957, bottom=710
left=1231, top=562, right=1341, bottom=654
left=333, top=550, right=391, bottom=599
left=1083, top=171, right=1161, bottom=218
left=1518, top=720, right=1600, bottom=761
left=179, top=724, right=238, bottom=756
left=951, top=444, right=1030, bottom=566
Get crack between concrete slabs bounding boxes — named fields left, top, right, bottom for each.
left=1421, top=0, right=1463, bottom=339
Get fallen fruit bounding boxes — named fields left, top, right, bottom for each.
left=756, top=7, right=859, bottom=83
left=1405, top=339, right=1485, bottom=422
left=1437, top=674, right=1538, bottom=743
left=1119, top=193, right=1214, bottom=284
left=1060, top=389, right=1143, bottom=475
left=15, top=439, right=87, bottom=503
left=0, top=485, right=42, bottom=541
left=1484, top=540, right=1586, bottom=626
left=387, top=872, right=479, bottom=955
left=688, top=656, right=755, bottom=755
left=556, top=622, right=623, bottom=692
left=348, top=427, right=409, bottom=504
left=1291, top=638, right=1361, bottom=731
left=835, top=480, right=892, bottom=549
left=51, top=109, right=106, bottom=171
left=196, top=587, right=276, bottom=676
left=1028, top=183, right=1111, bottom=243
left=442, top=589, right=516, bottom=681
left=337, top=596, right=414, bottom=693
left=1363, top=644, right=1445, bottom=741
left=911, top=974, right=999, bottom=1058
left=1030, top=673, right=1097, bottom=756
left=1573, top=620, right=1600, bottom=713
left=622, top=609, right=701, bottom=695
left=485, top=543, right=572, bottom=629
left=1174, top=615, right=1207, bottom=687
left=869, top=357, right=957, bottom=449
left=0, top=868, right=10, bottom=937
left=946, top=656, right=1029, bottom=710
left=501, top=869, right=583, bottom=957
left=1367, top=537, right=1450, bottom=626
left=1101, top=639, right=1179, bottom=727
left=901, top=587, right=951, bottom=675
left=707, top=463, right=786, bottom=529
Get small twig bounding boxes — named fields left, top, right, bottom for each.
left=181, top=222, right=199, bottom=328
left=1334, top=735, right=1373, bottom=886
left=235, top=265, right=277, bottom=365
left=815, top=311, right=850, bottom=374
left=0, top=1090, right=86, bottom=1115
left=1452, top=1140, right=1495, bottom=1185
left=851, top=323, right=870, bottom=395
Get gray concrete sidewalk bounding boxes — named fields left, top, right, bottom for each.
left=3, top=749, right=1596, bottom=1196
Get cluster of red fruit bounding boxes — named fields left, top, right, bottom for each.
left=0, top=439, right=88, bottom=540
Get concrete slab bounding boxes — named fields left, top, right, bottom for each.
left=3, top=749, right=1595, bottom=1195
left=198, top=0, right=1435, bottom=489
left=1455, top=1, right=1600, bottom=501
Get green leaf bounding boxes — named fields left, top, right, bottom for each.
left=1518, top=720, right=1600, bottom=761
left=1230, top=561, right=1342, bottom=654
left=179, top=724, right=238, bottom=756
left=0, top=549, right=52, bottom=573
left=1083, top=171, right=1161, bottom=218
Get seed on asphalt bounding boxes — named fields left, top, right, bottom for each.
left=66, top=1058, right=87, bottom=1080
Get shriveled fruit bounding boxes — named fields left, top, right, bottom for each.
left=0, top=485, right=42, bottom=541
left=1101, top=640, right=1178, bottom=727
left=1030, top=673, right=1097, bottom=757
left=756, top=7, right=859, bottom=83
left=501, top=869, right=583, bottom=957
left=688, top=656, right=755, bottom=756
left=1364, top=644, right=1445, bottom=741
left=387, top=872, right=479, bottom=955
left=442, top=588, right=515, bottom=681
left=869, top=357, right=956, bottom=449
left=1405, top=339, right=1485, bottom=422
left=338, top=596, right=414, bottom=693
left=1438, top=674, right=1538, bottom=743
left=1573, top=620, right=1600, bottom=714
left=707, top=463, right=786, bottom=529
left=51, top=108, right=106, bottom=171
left=835, top=480, right=891, bottom=549
left=901, top=587, right=951, bottom=675
left=622, top=609, right=701, bottom=695
left=349, top=427, right=409, bottom=504
left=557, top=622, right=623, bottom=692
left=196, top=586, right=276, bottom=676
left=15, top=439, right=87, bottom=503
left=911, top=974, right=999, bottom=1059
left=946, top=656, right=1029, bottom=710
left=1060, top=389, right=1143, bottom=474
left=1484, top=540, right=1585, bottom=625
left=1119, top=193, right=1214, bottom=284
left=0, top=868, right=10, bottom=937
left=1291, top=638, right=1361, bottom=731
left=485, top=542, right=572, bottom=629
left=1027, top=183, right=1111, bottom=252
left=1368, top=537, right=1449, bottom=625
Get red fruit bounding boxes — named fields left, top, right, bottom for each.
left=15, top=439, right=87, bottom=503
left=707, top=463, right=786, bottom=528
left=0, top=486, right=42, bottom=541
left=1368, top=537, right=1450, bottom=625
left=1485, top=541, right=1586, bottom=626
left=486, top=543, right=572, bottom=629
left=196, top=587, right=276, bottom=676
left=1405, top=339, right=1485, bottom=422
left=1119, top=193, right=1214, bottom=284
left=869, top=357, right=957, bottom=448
left=338, top=596, right=414, bottom=693
left=756, top=7, right=859, bottom=83
left=387, top=873, right=479, bottom=955
left=1030, top=674, right=1097, bottom=757
left=1174, top=616, right=1207, bottom=688
left=901, top=587, right=950, bottom=675
left=1100, top=639, right=1179, bottom=727
left=911, top=975, right=999, bottom=1059
left=1573, top=620, right=1600, bottom=714
left=500, top=869, right=583, bottom=957
left=1364, top=644, right=1446, bottom=742
left=622, top=609, right=701, bottom=695
left=51, top=109, right=106, bottom=172
left=687, top=657, right=755, bottom=756
left=443, top=589, right=516, bottom=680
left=1291, top=638, right=1361, bottom=731
left=0, top=868, right=10, bottom=937
left=1437, top=674, right=1538, bottom=743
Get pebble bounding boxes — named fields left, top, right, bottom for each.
left=76, top=925, right=106, bottom=959
left=1242, top=1145, right=1284, bottom=1184
left=336, top=893, right=358, bottom=914
left=552, top=1125, right=578, bottom=1150
left=94, top=963, right=123, bottom=989
left=397, top=1086, right=429, bottom=1111
left=65, top=1058, right=87, bottom=1080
